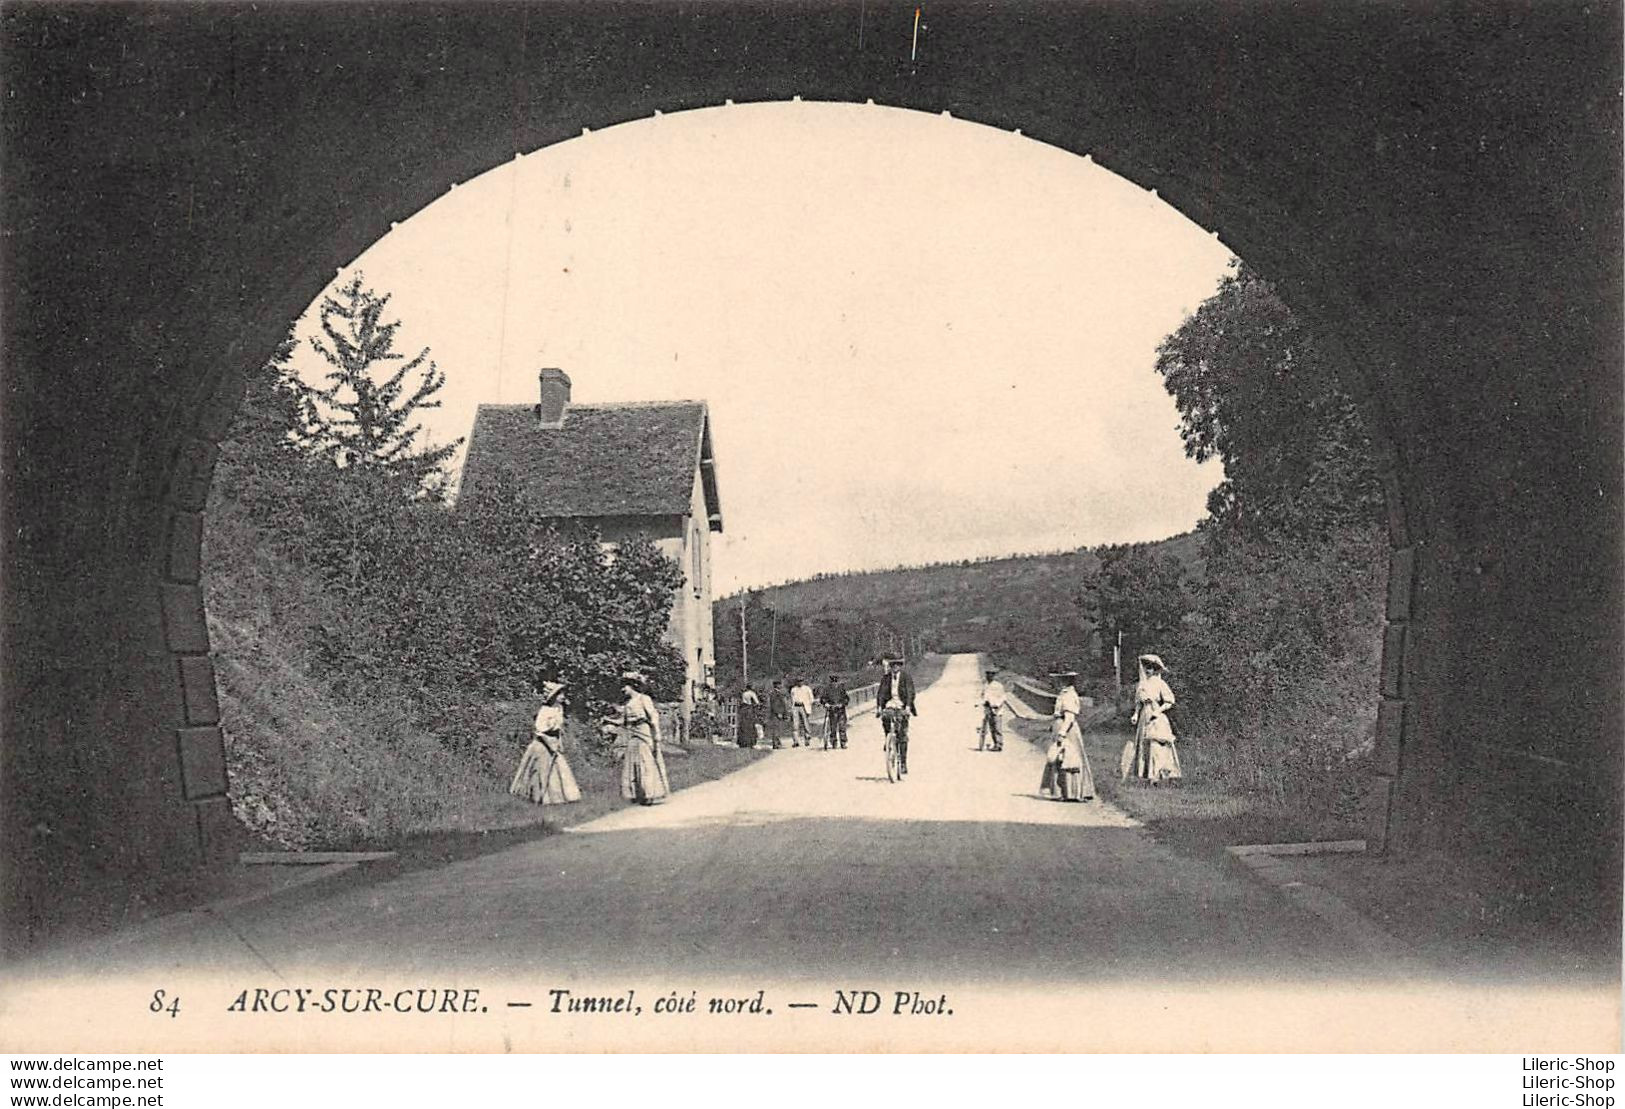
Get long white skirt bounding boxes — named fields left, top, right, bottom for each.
left=1148, top=739, right=1183, bottom=781
left=1041, top=729, right=1095, bottom=801
left=510, top=739, right=582, bottom=805
left=621, top=735, right=671, bottom=804
left=1122, top=736, right=1183, bottom=782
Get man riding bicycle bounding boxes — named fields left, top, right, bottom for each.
left=877, top=656, right=918, bottom=775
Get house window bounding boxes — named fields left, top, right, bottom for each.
left=691, top=527, right=702, bottom=597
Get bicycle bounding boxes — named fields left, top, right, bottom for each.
left=881, top=704, right=909, bottom=782
left=977, top=702, right=1004, bottom=752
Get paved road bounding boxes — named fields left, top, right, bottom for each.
left=31, top=654, right=1365, bottom=983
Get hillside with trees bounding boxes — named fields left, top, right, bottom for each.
left=714, top=532, right=1201, bottom=691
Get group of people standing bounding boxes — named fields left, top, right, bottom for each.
left=735, top=673, right=853, bottom=751
left=508, top=653, right=1184, bottom=814
left=974, top=656, right=1182, bottom=805
left=508, top=670, right=673, bottom=811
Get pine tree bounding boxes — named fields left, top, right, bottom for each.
left=294, top=272, right=462, bottom=497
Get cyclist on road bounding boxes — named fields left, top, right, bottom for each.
left=877, top=655, right=919, bottom=775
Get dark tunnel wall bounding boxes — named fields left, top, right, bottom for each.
left=2, top=1, right=1620, bottom=940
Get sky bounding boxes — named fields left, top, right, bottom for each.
left=287, top=101, right=1236, bottom=595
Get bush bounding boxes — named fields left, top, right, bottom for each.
left=1156, top=524, right=1385, bottom=815
left=228, top=451, right=686, bottom=727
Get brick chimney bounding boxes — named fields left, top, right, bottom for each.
left=536, top=368, right=571, bottom=426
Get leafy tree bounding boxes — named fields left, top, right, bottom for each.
left=1073, top=543, right=1191, bottom=688
left=294, top=271, right=462, bottom=497
left=212, top=331, right=326, bottom=559
left=1154, top=261, right=1383, bottom=546
left=1144, top=260, right=1389, bottom=812
left=1174, top=527, right=1386, bottom=805
left=290, top=479, right=687, bottom=720
left=1080, top=545, right=1190, bottom=646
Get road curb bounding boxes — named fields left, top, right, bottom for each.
left=240, top=851, right=397, bottom=865
left=1226, top=840, right=1430, bottom=973
left=17, top=861, right=364, bottom=969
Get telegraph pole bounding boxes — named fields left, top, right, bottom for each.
left=769, top=606, right=778, bottom=674
left=740, top=597, right=749, bottom=687
left=1113, top=629, right=1123, bottom=692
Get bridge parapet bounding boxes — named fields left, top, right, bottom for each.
left=1000, top=674, right=1117, bottom=732
left=706, top=682, right=881, bottom=739
left=844, top=683, right=879, bottom=715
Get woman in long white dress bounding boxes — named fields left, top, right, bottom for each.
left=509, top=679, right=582, bottom=805
left=1041, top=671, right=1096, bottom=802
left=1122, top=654, right=1183, bottom=783
left=607, top=671, right=670, bottom=805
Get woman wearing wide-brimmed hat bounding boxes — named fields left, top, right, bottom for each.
left=1040, top=671, right=1096, bottom=802
left=1122, top=654, right=1183, bottom=783
left=509, top=677, right=582, bottom=806
left=605, top=671, right=670, bottom=805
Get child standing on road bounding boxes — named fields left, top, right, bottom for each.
left=978, top=669, right=1007, bottom=751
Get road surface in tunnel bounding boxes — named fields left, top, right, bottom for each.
left=16, top=654, right=1617, bottom=1052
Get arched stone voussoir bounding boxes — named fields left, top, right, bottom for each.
left=2, top=1, right=1617, bottom=939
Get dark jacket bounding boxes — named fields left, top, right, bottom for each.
left=878, top=669, right=918, bottom=714
left=820, top=679, right=849, bottom=708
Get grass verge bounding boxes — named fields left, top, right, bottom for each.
left=1005, top=711, right=1617, bottom=979
left=437, top=739, right=767, bottom=839
left=1004, top=712, right=1360, bottom=845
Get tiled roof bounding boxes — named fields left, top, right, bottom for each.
left=458, top=401, right=719, bottom=521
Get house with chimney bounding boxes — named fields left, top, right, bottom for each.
left=457, top=369, right=723, bottom=717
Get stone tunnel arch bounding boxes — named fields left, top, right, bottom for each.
left=5, top=2, right=1617, bottom=938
